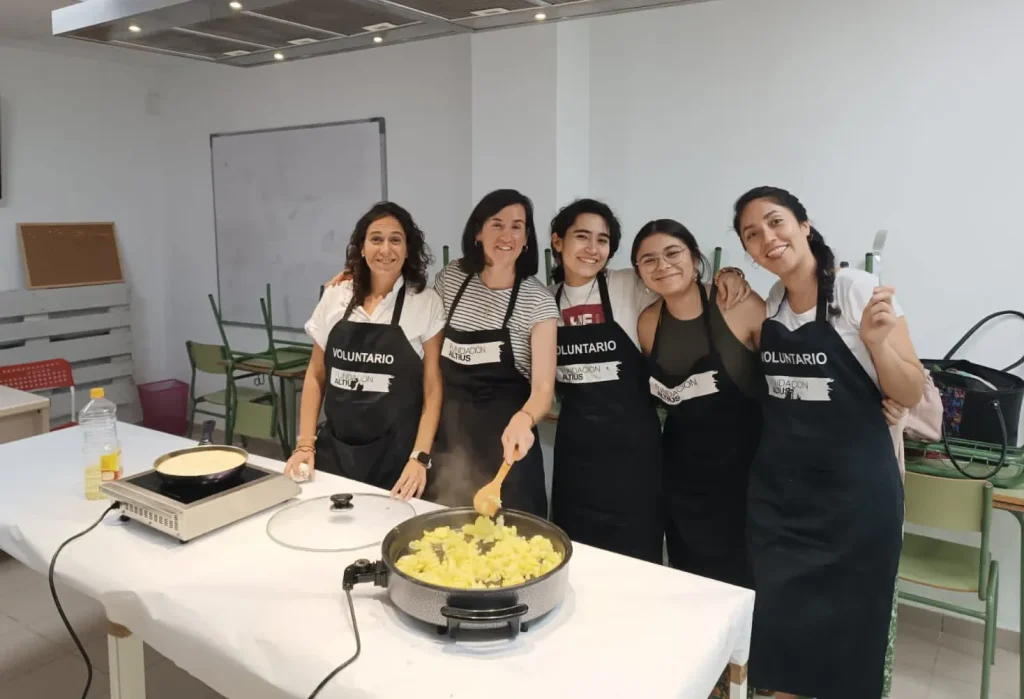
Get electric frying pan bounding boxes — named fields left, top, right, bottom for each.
left=153, top=420, right=249, bottom=486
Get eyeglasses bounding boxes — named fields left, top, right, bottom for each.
left=636, top=246, right=689, bottom=272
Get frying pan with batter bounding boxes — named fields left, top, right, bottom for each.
left=153, top=420, right=249, bottom=486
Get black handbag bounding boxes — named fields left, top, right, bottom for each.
left=922, top=311, right=1024, bottom=478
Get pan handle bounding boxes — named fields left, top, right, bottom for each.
left=199, top=420, right=216, bottom=445
left=439, top=603, right=529, bottom=623
left=440, top=603, right=530, bottom=639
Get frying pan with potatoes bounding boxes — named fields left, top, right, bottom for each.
left=154, top=420, right=249, bottom=486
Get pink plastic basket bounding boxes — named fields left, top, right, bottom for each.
left=138, top=379, right=189, bottom=436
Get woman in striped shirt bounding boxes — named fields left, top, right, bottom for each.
left=424, top=189, right=558, bottom=517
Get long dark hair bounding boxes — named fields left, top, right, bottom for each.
left=731, top=186, right=839, bottom=318
left=344, top=201, right=433, bottom=306
left=629, top=218, right=711, bottom=282
left=549, top=198, right=622, bottom=284
left=457, top=189, right=539, bottom=278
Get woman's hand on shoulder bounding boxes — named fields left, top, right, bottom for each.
left=324, top=269, right=352, bottom=288
left=714, top=268, right=751, bottom=310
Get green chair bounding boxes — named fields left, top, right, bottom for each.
left=185, top=341, right=272, bottom=440
left=898, top=471, right=999, bottom=699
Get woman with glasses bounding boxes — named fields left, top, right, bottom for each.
left=634, top=219, right=766, bottom=587
left=548, top=200, right=749, bottom=562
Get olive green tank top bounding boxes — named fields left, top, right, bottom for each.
left=652, top=299, right=762, bottom=398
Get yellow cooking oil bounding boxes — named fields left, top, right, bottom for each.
left=80, top=387, right=122, bottom=500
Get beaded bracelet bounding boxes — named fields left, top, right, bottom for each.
left=714, top=266, right=745, bottom=284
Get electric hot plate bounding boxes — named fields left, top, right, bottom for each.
left=101, top=464, right=300, bottom=542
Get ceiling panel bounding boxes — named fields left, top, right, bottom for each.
left=388, top=0, right=539, bottom=21
left=121, top=28, right=256, bottom=58
left=187, top=13, right=339, bottom=46
left=258, top=0, right=417, bottom=36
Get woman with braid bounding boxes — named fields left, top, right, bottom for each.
left=732, top=186, right=924, bottom=699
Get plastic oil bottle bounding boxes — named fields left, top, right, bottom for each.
left=81, top=387, right=122, bottom=500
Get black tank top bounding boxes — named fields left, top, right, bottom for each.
left=652, top=298, right=762, bottom=398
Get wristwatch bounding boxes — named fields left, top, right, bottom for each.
left=410, top=450, right=432, bottom=469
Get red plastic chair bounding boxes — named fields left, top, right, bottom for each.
left=0, top=359, right=77, bottom=430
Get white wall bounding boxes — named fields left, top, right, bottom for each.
left=0, top=44, right=171, bottom=381
left=158, top=36, right=473, bottom=383
left=471, top=26, right=558, bottom=228
left=586, top=0, right=1024, bottom=631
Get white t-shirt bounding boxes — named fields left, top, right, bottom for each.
left=304, top=277, right=446, bottom=359
left=434, top=262, right=559, bottom=379
left=549, top=268, right=657, bottom=350
left=765, top=268, right=904, bottom=389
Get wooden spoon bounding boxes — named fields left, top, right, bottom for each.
left=473, top=448, right=519, bottom=517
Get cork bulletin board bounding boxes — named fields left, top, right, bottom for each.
left=17, top=222, right=125, bottom=289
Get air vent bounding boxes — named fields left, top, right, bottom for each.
left=363, top=22, right=398, bottom=31
left=471, top=7, right=509, bottom=15
left=224, top=49, right=251, bottom=56
left=287, top=37, right=319, bottom=45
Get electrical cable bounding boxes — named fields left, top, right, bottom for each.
left=48, top=502, right=119, bottom=699
left=307, top=588, right=362, bottom=699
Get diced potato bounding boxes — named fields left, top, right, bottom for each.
left=394, top=516, right=564, bottom=588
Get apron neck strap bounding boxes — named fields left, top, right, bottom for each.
left=445, top=273, right=475, bottom=330
left=502, top=277, right=523, bottom=329
left=596, top=272, right=614, bottom=324
left=341, top=294, right=359, bottom=322
left=390, top=284, right=407, bottom=326
left=698, top=282, right=725, bottom=365
left=814, top=277, right=828, bottom=324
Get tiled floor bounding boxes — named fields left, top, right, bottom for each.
left=0, top=553, right=224, bottom=699
left=1, top=551, right=1019, bottom=699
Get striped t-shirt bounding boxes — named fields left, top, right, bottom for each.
left=434, top=261, right=559, bottom=379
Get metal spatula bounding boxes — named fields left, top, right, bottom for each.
left=871, top=229, right=888, bottom=284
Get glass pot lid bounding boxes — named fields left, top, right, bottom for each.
left=266, top=493, right=415, bottom=552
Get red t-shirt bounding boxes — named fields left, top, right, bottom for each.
left=561, top=303, right=605, bottom=327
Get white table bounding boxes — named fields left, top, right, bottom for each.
left=0, top=385, right=50, bottom=444
left=0, top=423, right=754, bottom=699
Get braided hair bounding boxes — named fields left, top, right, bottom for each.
left=732, top=186, right=840, bottom=319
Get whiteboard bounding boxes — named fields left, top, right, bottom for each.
left=210, top=118, right=387, bottom=329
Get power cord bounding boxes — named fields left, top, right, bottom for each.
left=307, top=588, right=362, bottom=699
left=48, top=502, right=119, bottom=699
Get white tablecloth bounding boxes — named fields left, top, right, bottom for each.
left=0, top=423, right=754, bottom=699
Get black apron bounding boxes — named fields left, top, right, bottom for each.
left=315, top=285, right=423, bottom=490
left=748, top=284, right=903, bottom=699
left=551, top=273, right=663, bottom=563
left=425, top=275, right=548, bottom=517
left=648, top=284, right=761, bottom=587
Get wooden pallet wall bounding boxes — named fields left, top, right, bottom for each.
left=0, top=284, right=141, bottom=425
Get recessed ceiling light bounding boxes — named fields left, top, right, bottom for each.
left=273, top=52, right=284, bottom=60
left=128, top=24, right=141, bottom=32
left=534, top=12, right=546, bottom=20
left=229, top=1, right=242, bottom=9
left=373, top=36, right=383, bottom=43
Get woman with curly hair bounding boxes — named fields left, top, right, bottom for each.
left=284, top=201, right=445, bottom=501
